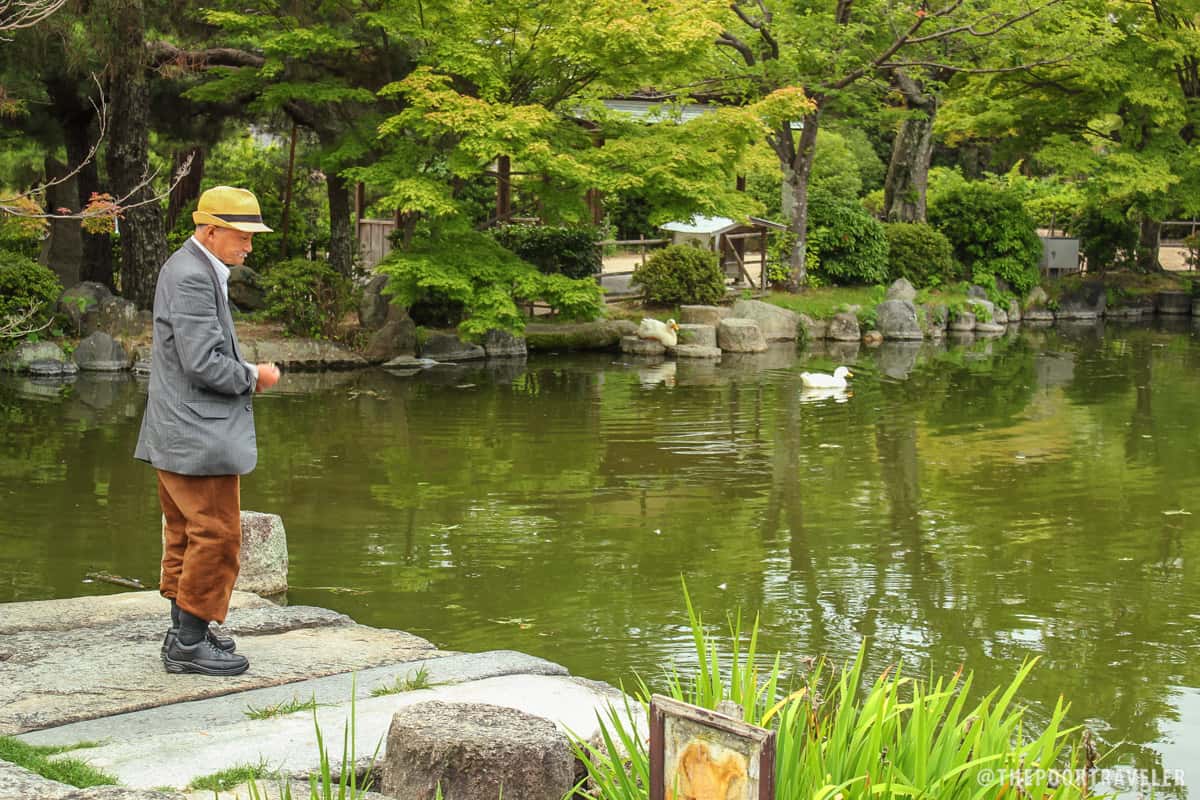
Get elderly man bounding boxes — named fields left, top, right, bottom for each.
left=135, top=186, right=281, bottom=676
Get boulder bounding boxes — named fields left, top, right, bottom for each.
left=671, top=344, right=722, bottom=359
left=0, top=341, right=68, bottom=373
left=58, top=282, right=112, bottom=330
left=28, top=360, right=78, bottom=377
left=730, top=299, right=800, bottom=341
left=242, top=338, right=367, bottom=370
left=875, top=300, right=923, bottom=341
left=967, top=298, right=1005, bottom=332
left=862, top=330, right=883, bottom=346
left=1056, top=281, right=1105, bottom=319
left=420, top=333, right=486, bottom=362
left=678, top=304, right=725, bottom=327
left=380, top=701, right=575, bottom=800
left=164, top=511, right=288, bottom=597
left=236, top=511, right=289, bottom=596
left=966, top=284, right=989, bottom=301
left=524, top=320, right=637, bottom=351
left=993, top=306, right=1009, bottom=325
left=82, top=296, right=142, bottom=338
left=484, top=329, right=528, bottom=359
left=1155, top=291, right=1192, bottom=315
left=676, top=323, right=717, bottom=348
left=73, top=331, right=129, bottom=371
left=827, top=311, right=860, bottom=342
left=886, top=278, right=917, bottom=302
left=620, top=335, right=666, bottom=356
left=1107, top=296, right=1154, bottom=319
left=1024, top=286, right=1050, bottom=310
left=227, top=265, right=266, bottom=311
left=948, top=309, right=976, bottom=332
left=920, top=303, right=948, bottom=338
left=1007, top=299, right=1022, bottom=322
left=358, top=275, right=391, bottom=331
left=717, top=318, right=768, bottom=352
left=1194, top=299, right=1200, bottom=318
left=1023, top=308, right=1055, bottom=323
left=798, top=313, right=828, bottom=342
left=362, top=315, right=418, bottom=364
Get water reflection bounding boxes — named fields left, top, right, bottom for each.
left=2, top=321, right=1199, bottom=790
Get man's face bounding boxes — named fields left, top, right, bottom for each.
left=200, top=226, right=255, bottom=266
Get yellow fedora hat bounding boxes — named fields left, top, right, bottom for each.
left=192, top=186, right=273, bottom=233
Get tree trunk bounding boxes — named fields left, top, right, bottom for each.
left=326, top=170, right=354, bottom=277
left=774, top=111, right=821, bottom=291
left=884, top=87, right=936, bottom=222
left=1136, top=217, right=1163, bottom=272
left=103, top=0, right=166, bottom=309
left=40, top=157, right=83, bottom=287
left=71, top=119, right=116, bottom=290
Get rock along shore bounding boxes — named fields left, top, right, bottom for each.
left=0, top=591, right=639, bottom=800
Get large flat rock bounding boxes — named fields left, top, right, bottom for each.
left=0, top=592, right=436, bottom=735
left=51, top=674, right=639, bottom=790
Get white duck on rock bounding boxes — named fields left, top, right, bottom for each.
left=638, top=318, right=680, bottom=347
left=800, top=366, right=853, bottom=390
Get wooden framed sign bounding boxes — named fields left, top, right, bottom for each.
left=648, top=694, right=776, bottom=800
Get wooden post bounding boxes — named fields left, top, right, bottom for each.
left=736, top=174, right=747, bottom=192
left=761, top=229, right=768, bottom=290
left=496, top=155, right=512, bottom=223
left=355, top=182, right=366, bottom=221
left=640, top=233, right=647, bottom=267
left=279, top=122, right=299, bottom=258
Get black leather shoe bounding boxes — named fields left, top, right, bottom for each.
left=160, top=628, right=236, bottom=661
left=163, top=635, right=249, bottom=676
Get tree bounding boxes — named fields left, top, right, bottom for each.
left=711, top=0, right=1065, bottom=288
left=939, top=0, right=1195, bottom=271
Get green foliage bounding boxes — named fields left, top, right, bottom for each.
left=631, top=244, right=725, bottom=305
left=0, top=249, right=63, bottom=340
left=261, top=258, right=353, bottom=340
left=189, top=759, right=270, bottom=792
left=489, top=224, right=600, bottom=280
left=1069, top=203, right=1138, bottom=271
left=0, top=737, right=114, bottom=789
left=807, top=191, right=889, bottom=285
left=244, top=695, right=323, bottom=720
left=571, top=581, right=1104, bottom=800
left=884, top=222, right=962, bottom=288
left=378, top=228, right=602, bottom=340
left=929, top=182, right=1043, bottom=295
left=0, top=198, right=47, bottom=260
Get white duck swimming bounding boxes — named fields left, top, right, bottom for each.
left=638, top=318, right=680, bottom=347
left=800, top=366, right=853, bottom=390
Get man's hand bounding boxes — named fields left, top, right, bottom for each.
left=255, top=362, right=281, bottom=392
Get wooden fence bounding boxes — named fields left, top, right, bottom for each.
left=358, top=219, right=395, bottom=270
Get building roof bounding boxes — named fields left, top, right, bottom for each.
left=660, top=216, right=740, bottom=235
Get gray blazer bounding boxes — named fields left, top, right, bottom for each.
left=134, top=239, right=258, bottom=475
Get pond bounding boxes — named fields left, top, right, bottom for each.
left=2, top=320, right=1199, bottom=791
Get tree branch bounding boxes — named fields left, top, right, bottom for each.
left=716, top=30, right=757, bottom=66
left=878, top=57, right=1070, bottom=74
left=146, top=41, right=265, bottom=70
left=0, top=0, right=65, bottom=37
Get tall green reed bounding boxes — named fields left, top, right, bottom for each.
left=571, top=578, right=1110, bottom=800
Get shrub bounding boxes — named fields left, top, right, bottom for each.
left=379, top=228, right=603, bottom=341
left=0, top=249, right=63, bottom=342
left=490, top=224, right=601, bottom=280
left=261, top=258, right=352, bottom=339
left=884, top=222, right=962, bottom=288
left=928, top=182, right=1043, bottom=294
left=0, top=198, right=48, bottom=260
left=631, top=244, right=725, bottom=305
left=1069, top=203, right=1138, bottom=271
left=807, top=191, right=889, bottom=285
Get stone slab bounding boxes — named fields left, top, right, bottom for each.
left=51, top=674, right=641, bottom=790
left=18, top=650, right=564, bottom=749
left=0, top=593, right=435, bottom=735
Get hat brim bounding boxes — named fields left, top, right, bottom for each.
left=193, top=210, right=273, bottom=233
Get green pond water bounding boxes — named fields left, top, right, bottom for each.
left=2, top=320, right=1199, bottom=790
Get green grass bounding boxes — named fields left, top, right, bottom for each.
left=764, top=285, right=886, bottom=320
left=245, top=696, right=324, bottom=720
left=370, top=665, right=432, bottom=696
left=188, top=758, right=271, bottom=792
left=0, top=736, right=116, bottom=788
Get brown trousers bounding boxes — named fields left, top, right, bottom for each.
left=157, top=469, right=241, bottom=624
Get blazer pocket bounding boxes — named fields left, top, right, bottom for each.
left=184, top=400, right=232, bottom=419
